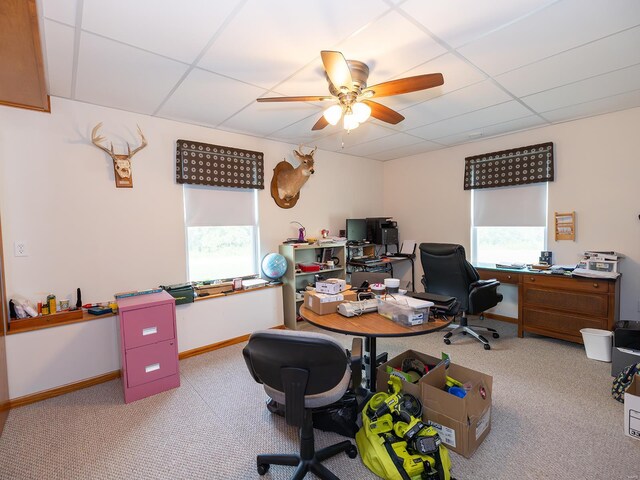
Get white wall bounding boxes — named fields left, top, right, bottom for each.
left=0, top=97, right=384, bottom=398
left=383, top=107, right=640, bottom=321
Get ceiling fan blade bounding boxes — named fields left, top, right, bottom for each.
left=321, top=50, right=353, bottom=91
left=362, top=100, right=405, bottom=125
left=311, top=115, right=329, bottom=131
left=363, top=73, right=444, bottom=98
left=257, top=95, right=333, bottom=102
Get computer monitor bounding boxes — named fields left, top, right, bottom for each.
left=345, top=218, right=367, bottom=244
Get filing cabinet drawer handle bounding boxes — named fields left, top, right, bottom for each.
left=145, top=363, right=160, bottom=373
left=142, top=326, right=158, bottom=336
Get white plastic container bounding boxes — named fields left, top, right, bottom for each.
left=580, top=328, right=613, bottom=362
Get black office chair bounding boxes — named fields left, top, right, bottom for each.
left=243, top=329, right=361, bottom=479
left=419, top=243, right=503, bottom=350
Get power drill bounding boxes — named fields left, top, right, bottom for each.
left=394, top=415, right=446, bottom=480
left=372, top=376, right=422, bottom=420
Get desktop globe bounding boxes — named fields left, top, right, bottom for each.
left=261, top=253, right=288, bottom=283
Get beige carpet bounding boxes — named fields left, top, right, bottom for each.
left=0, top=319, right=637, bottom=480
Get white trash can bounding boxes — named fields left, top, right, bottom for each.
left=580, top=328, right=613, bottom=362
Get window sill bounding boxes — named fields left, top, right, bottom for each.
left=7, top=283, right=282, bottom=335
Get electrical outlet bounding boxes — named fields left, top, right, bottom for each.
left=14, top=241, right=28, bottom=257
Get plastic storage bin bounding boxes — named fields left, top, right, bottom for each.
left=378, top=299, right=429, bottom=326
left=580, top=328, right=613, bottom=362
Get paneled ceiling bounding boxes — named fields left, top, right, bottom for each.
left=39, top=0, right=640, bottom=161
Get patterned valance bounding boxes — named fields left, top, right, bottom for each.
left=176, top=139, right=264, bottom=189
left=464, top=142, right=554, bottom=190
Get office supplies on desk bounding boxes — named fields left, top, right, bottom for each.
left=337, top=299, right=379, bottom=317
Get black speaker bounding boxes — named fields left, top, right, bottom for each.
left=380, top=228, right=398, bottom=246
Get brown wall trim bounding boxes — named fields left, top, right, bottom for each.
left=8, top=371, right=121, bottom=409
left=8, top=325, right=285, bottom=408
left=178, top=325, right=285, bottom=360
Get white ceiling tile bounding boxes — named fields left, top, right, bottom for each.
left=369, top=140, right=442, bottom=161
left=158, top=68, right=266, bottom=127
left=408, top=101, right=533, bottom=140
left=381, top=53, right=487, bottom=112
left=222, top=102, right=322, bottom=137
left=269, top=59, right=332, bottom=97
left=334, top=11, right=445, bottom=83
left=42, top=0, right=78, bottom=25
left=497, top=26, right=640, bottom=97
left=197, top=0, right=390, bottom=88
left=540, top=89, right=640, bottom=123
left=401, top=0, right=554, bottom=48
left=268, top=119, right=333, bottom=144
left=82, top=0, right=243, bottom=63
left=341, top=132, right=424, bottom=157
left=43, top=20, right=75, bottom=98
left=521, top=63, right=640, bottom=112
left=75, top=33, right=188, bottom=115
left=315, top=123, right=395, bottom=150
left=435, top=115, right=547, bottom=146
left=458, top=0, right=640, bottom=75
left=396, top=80, right=514, bottom=131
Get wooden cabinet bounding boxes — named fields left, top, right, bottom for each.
left=477, top=267, right=620, bottom=344
left=117, top=291, right=180, bottom=403
left=279, top=243, right=346, bottom=329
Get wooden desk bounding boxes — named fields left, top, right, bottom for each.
left=299, top=306, right=451, bottom=389
left=476, top=266, right=620, bottom=343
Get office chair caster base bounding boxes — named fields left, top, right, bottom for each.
left=493, top=333, right=500, bottom=338
left=257, top=440, right=355, bottom=479
left=484, top=344, right=491, bottom=350
left=444, top=338, right=451, bottom=345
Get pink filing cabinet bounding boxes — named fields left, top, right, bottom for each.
left=117, top=291, right=180, bottom=403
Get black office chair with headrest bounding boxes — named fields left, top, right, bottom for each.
left=243, top=329, right=361, bottom=479
left=419, top=243, right=502, bottom=350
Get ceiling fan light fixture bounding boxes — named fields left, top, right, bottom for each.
left=343, top=112, right=359, bottom=131
left=352, top=102, right=371, bottom=123
left=323, top=105, right=343, bottom=126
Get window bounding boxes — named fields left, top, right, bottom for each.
left=471, top=183, right=547, bottom=265
left=184, top=185, right=259, bottom=282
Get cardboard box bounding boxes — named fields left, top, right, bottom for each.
left=421, top=362, right=493, bottom=458
left=303, top=290, right=356, bottom=315
left=315, top=278, right=347, bottom=294
left=624, top=374, right=640, bottom=440
left=376, top=349, right=443, bottom=400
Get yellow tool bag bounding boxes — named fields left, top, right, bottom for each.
left=356, top=377, right=454, bottom=480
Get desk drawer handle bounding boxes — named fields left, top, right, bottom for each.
left=145, top=363, right=160, bottom=373
left=507, top=275, right=512, bottom=280
left=142, top=326, right=158, bottom=336
left=593, top=283, right=599, bottom=288
left=530, top=277, right=535, bottom=282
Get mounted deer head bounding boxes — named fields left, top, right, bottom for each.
left=91, top=123, right=147, bottom=188
left=276, top=145, right=316, bottom=202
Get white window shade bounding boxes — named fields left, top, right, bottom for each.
left=473, top=183, right=547, bottom=227
left=184, top=185, right=257, bottom=227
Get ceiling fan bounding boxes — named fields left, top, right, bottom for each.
left=256, top=50, right=444, bottom=131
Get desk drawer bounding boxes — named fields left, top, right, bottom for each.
left=480, top=270, right=520, bottom=285
left=522, top=274, right=610, bottom=293
left=523, top=307, right=605, bottom=338
left=523, top=286, right=608, bottom=317
left=125, top=340, right=178, bottom=388
left=121, top=303, right=175, bottom=349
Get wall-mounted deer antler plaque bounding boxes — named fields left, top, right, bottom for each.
left=271, top=145, right=316, bottom=209
left=91, top=123, right=147, bottom=188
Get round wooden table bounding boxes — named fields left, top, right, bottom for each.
left=299, top=306, right=451, bottom=390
